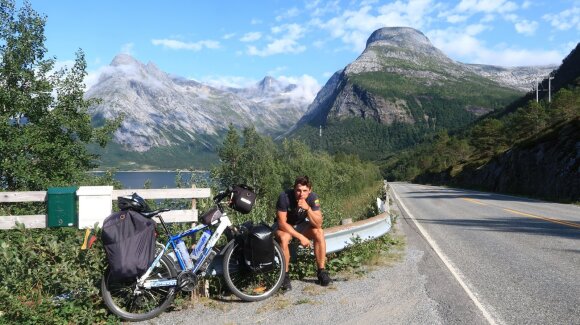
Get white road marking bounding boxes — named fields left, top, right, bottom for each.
left=391, top=185, right=501, bottom=325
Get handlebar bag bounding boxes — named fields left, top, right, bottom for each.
left=243, top=223, right=275, bottom=273
left=230, top=184, right=256, bottom=214
left=102, top=210, right=156, bottom=281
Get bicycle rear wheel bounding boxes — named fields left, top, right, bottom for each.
left=222, top=240, right=285, bottom=301
left=101, top=255, right=177, bottom=321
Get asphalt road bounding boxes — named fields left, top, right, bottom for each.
left=390, top=182, right=580, bottom=325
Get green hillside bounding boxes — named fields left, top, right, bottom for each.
left=292, top=72, right=521, bottom=162
left=382, top=44, right=580, bottom=201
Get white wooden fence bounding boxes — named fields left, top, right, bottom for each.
left=0, top=186, right=211, bottom=230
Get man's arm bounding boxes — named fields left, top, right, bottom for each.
left=306, top=208, right=323, bottom=229
left=277, top=210, right=311, bottom=247
left=297, top=198, right=323, bottom=229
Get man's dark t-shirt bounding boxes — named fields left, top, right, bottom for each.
left=276, top=189, right=320, bottom=225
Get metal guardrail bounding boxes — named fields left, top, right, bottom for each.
left=324, top=211, right=392, bottom=253
left=207, top=206, right=392, bottom=276
left=208, top=182, right=393, bottom=276
left=320, top=180, right=393, bottom=254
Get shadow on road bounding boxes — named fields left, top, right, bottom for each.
left=412, top=216, right=580, bottom=239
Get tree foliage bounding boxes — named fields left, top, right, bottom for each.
left=382, top=84, right=580, bottom=182
left=0, top=0, right=119, bottom=191
left=212, top=126, right=383, bottom=226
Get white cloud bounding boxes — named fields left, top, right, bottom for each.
left=251, top=18, right=262, bottom=25
left=446, top=14, right=468, bottom=23
left=85, top=65, right=107, bottom=90
left=465, top=23, right=490, bottom=35
left=515, top=20, right=538, bottom=35
left=521, top=1, right=532, bottom=9
left=476, top=48, right=563, bottom=66
left=429, top=28, right=484, bottom=57
left=455, top=0, right=518, bottom=14
left=276, top=7, right=300, bottom=21
left=277, top=74, right=321, bottom=103
left=481, top=14, right=495, bottom=22
left=316, top=0, right=436, bottom=52
left=240, top=32, right=262, bottom=42
left=247, top=24, right=306, bottom=56
left=313, top=39, right=326, bottom=48
left=543, top=6, right=580, bottom=31
left=223, top=33, right=236, bottom=40
left=198, top=75, right=257, bottom=89
left=306, top=0, right=341, bottom=17
left=428, top=27, right=563, bottom=66
left=151, top=39, right=220, bottom=51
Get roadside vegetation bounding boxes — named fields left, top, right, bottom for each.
left=0, top=1, right=393, bottom=323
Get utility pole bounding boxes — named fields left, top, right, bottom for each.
left=536, top=78, right=539, bottom=102
left=548, top=76, right=554, bottom=103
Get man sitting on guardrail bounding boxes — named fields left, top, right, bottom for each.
left=273, top=175, right=331, bottom=290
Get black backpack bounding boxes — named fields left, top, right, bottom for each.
left=243, top=223, right=275, bottom=273
left=101, top=210, right=156, bottom=281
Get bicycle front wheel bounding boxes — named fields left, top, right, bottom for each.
left=223, top=240, right=286, bottom=301
left=101, top=255, right=177, bottom=321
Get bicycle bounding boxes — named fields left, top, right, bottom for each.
left=100, top=187, right=286, bottom=321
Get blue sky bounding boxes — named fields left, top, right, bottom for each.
left=26, top=0, right=580, bottom=100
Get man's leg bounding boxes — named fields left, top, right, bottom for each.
left=275, top=229, right=293, bottom=290
left=302, top=226, right=326, bottom=269
left=275, top=229, right=292, bottom=273
left=302, top=226, right=331, bottom=286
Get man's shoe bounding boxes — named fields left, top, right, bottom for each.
left=317, top=269, right=331, bottom=286
left=281, top=273, right=292, bottom=291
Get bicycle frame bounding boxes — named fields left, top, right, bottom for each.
left=138, top=212, right=233, bottom=289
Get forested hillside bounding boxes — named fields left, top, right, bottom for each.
left=289, top=27, right=523, bottom=163
left=383, top=43, right=580, bottom=202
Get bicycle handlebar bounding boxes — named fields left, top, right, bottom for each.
left=212, top=187, right=232, bottom=203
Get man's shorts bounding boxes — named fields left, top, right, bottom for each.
left=272, top=220, right=311, bottom=235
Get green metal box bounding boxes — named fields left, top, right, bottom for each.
left=47, top=186, right=78, bottom=227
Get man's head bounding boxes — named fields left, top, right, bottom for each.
left=294, top=176, right=312, bottom=200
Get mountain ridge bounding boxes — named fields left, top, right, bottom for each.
left=86, top=54, right=311, bottom=154
left=285, top=26, right=557, bottom=161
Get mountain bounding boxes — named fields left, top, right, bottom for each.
left=464, top=64, right=556, bottom=92
left=286, top=27, right=555, bottom=160
left=413, top=43, right=580, bottom=201
left=85, top=54, right=311, bottom=169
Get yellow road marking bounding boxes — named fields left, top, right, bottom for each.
left=462, top=198, right=488, bottom=205
left=503, top=208, right=580, bottom=229
left=461, top=197, right=579, bottom=229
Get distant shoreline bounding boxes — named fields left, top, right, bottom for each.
left=89, top=170, right=209, bottom=173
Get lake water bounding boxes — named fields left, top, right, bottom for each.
left=91, top=171, right=211, bottom=189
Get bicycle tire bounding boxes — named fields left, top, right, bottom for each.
left=101, top=255, right=178, bottom=321
left=222, top=240, right=285, bottom=301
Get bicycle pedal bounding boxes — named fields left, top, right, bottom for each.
left=177, top=272, right=197, bottom=292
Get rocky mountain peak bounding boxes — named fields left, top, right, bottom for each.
left=110, top=53, right=141, bottom=67
left=346, top=27, right=452, bottom=75
left=257, top=76, right=284, bottom=93
left=85, top=55, right=311, bottom=155
left=366, top=27, right=431, bottom=49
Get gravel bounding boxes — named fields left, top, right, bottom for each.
left=136, top=220, right=445, bottom=325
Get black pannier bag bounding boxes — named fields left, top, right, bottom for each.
left=101, top=210, right=156, bottom=281
left=229, top=184, right=256, bottom=214
left=243, top=223, right=275, bottom=273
